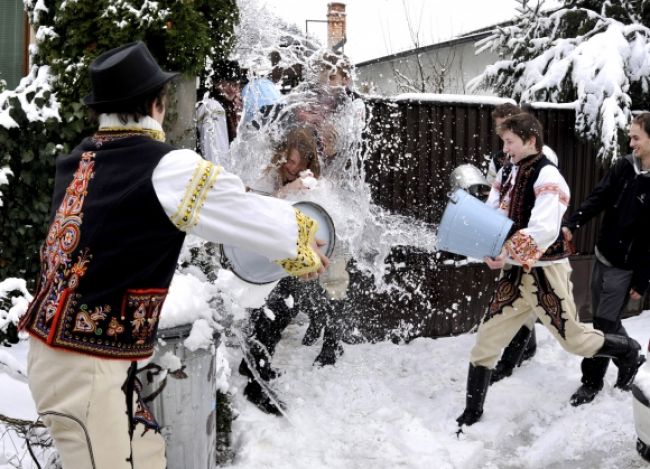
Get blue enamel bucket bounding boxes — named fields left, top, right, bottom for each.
left=436, top=188, right=513, bottom=259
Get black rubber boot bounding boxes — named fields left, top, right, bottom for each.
left=238, top=341, right=280, bottom=382
left=302, top=318, right=324, bottom=346
left=521, top=326, right=537, bottom=362
left=457, top=364, right=492, bottom=426
left=615, top=353, right=646, bottom=390
left=314, top=338, right=343, bottom=367
left=491, top=326, right=533, bottom=384
left=313, top=315, right=344, bottom=367
left=243, top=380, right=284, bottom=416
left=570, top=356, right=608, bottom=406
left=595, top=334, right=644, bottom=390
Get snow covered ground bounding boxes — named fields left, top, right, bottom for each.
left=2, top=311, right=650, bottom=468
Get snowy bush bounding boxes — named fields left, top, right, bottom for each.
left=470, top=0, right=650, bottom=160
left=0, top=278, right=32, bottom=346
left=0, top=65, right=63, bottom=283
left=0, top=166, right=11, bottom=208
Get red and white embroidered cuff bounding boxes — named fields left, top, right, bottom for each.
left=534, top=183, right=569, bottom=206
left=505, top=230, right=543, bottom=271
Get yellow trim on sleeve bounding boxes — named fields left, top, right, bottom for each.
left=276, top=209, right=322, bottom=276
left=171, top=160, right=222, bottom=232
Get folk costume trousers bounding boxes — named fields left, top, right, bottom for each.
left=27, top=337, right=166, bottom=469
left=470, top=262, right=605, bottom=368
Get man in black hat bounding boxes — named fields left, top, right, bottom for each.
left=20, top=41, right=328, bottom=469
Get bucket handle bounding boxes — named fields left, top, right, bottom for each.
left=447, top=191, right=460, bottom=204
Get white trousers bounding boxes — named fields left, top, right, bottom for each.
left=470, top=263, right=605, bottom=368
left=27, top=337, right=166, bottom=469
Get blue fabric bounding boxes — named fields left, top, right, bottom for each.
left=242, top=78, right=281, bottom=123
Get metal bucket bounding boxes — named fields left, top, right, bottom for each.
left=142, top=325, right=220, bottom=469
left=436, top=188, right=513, bottom=259
left=449, top=164, right=491, bottom=199
left=220, top=201, right=336, bottom=284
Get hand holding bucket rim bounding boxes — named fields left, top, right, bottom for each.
left=220, top=201, right=335, bottom=284
left=304, top=238, right=330, bottom=281
left=484, top=247, right=507, bottom=270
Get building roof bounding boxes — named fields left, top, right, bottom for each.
left=355, top=19, right=512, bottom=68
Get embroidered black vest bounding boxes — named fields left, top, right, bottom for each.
left=499, top=153, right=571, bottom=261
left=20, top=131, right=185, bottom=359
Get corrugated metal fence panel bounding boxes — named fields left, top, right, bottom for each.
left=352, top=97, right=619, bottom=341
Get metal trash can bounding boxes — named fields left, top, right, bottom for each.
left=142, top=324, right=220, bottom=469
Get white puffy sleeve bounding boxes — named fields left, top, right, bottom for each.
left=152, top=149, right=321, bottom=276
left=504, top=165, right=570, bottom=270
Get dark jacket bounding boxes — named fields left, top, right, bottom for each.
left=564, top=154, right=650, bottom=295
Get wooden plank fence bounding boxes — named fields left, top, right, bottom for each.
left=344, top=96, right=647, bottom=342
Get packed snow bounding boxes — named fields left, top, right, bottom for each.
left=3, top=305, right=650, bottom=468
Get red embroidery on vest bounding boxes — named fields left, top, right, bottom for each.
left=36, top=152, right=96, bottom=332
left=121, top=289, right=168, bottom=346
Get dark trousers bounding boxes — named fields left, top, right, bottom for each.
left=246, top=276, right=346, bottom=376
left=581, top=259, right=634, bottom=386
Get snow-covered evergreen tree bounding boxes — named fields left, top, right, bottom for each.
left=470, top=0, right=650, bottom=160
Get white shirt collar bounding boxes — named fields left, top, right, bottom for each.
left=98, top=114, right=163, bottom=132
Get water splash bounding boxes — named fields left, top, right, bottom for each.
left=215, top=0, right=438, bottom=291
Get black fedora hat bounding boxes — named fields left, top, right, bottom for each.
left=84, top=41, right=179, bottom=108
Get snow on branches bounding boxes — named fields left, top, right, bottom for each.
left=0, top=66, right=60, bottom=131
left=470, top=0, right=650, bottom=160
left=0, top=167, right=12, bottom=208
left=0, top=278, right=32, bottom=350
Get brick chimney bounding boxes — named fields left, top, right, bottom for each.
left=327, top=2, right=346, bottom=51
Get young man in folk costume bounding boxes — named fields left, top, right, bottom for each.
left=563, top=112, right=650, bottom=406
left=486, top=103, right=539, bottom=382
left=486, top=103, right=560, bottom=384
left=19, top=42, right=328, bottom=469
left=456, top=113, right=644, bottom=427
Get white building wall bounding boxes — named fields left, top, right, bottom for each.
left=355, top=39, right=499, bottom=97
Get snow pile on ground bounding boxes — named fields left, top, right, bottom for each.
left=2, top=310, right=650, bottom=468
left=225, top=311, right=650, bottom=469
